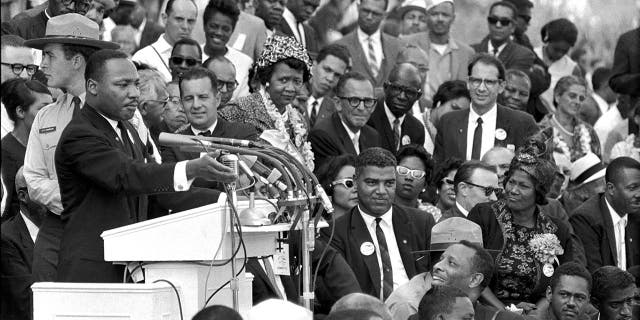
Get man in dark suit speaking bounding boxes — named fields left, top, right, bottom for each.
left=54, top=50, right=237, bottom=283
left=321, top=147, right=435, bottom=300
left=433, top=53, right=537, bottom=163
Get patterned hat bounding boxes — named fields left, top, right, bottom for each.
left=509, top=151, right=557, bottom=196
left=255, top=35, right=312, bottom=73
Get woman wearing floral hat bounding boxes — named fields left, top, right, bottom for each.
left=219, top=35, right=314, bottom=169
left=468, top=149, right=581, bottom=311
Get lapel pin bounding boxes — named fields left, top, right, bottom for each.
left=360, top=242, right=375, bottom=256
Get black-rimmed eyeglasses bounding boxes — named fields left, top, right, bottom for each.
left=338, top=96, right=377, bottom=109
left=1, top=63, right=39, bottom=76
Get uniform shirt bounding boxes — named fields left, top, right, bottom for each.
left=358, top=206, right=410, bottom=290
left=132, top=33, right=173, bottom=82
left=466, top=104, right=498, bottom=160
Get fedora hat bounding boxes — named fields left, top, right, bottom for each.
left=25, top=13, right=120, bottom=50
left=413, top=217, right=484, bottom=254
left=570, top=152, right=605, bottom=186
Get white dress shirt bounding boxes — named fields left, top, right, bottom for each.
left=1, top=102, right=13, bottom=139
left=357, top=28, right=383, bottom=70
left=592, top=92, right=613, bottom=116
left=455, top=201, right=469, bottom=217
left=466, top=104, right=498, bottom=160
left=487, top=41, right=507, bottom=57
left=132, top=33, right=173, bottom=82
left=21, top=211, right=39, bottom=243
left=307, top=96, right=324, bottom=117
left=202, top=45, right=253, bottom=100
left=605, top=197, right=628, bottom=270
left=283, top=8, right=306, bottom=47
left=384, top=103, right=406, bottom=132
left=257, top=256, right=288, bottom=299
left=358, top=206, right=410, bottom=290
left=340, top=118, right=360, bottom=154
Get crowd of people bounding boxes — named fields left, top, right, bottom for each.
left=0, top=0, right=639, bottom=319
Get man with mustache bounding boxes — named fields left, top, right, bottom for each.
left=132, top=0, right=198, bottom=82
left=538, top=262, right=592, bottom=320
left=321, top=147, right=434, bottom=300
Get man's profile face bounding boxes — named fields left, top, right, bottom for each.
left=311, top=54, right=348, bottom=97
left=356, top=166, right=396, bottom=217
left=546, top=275, right=590, bottom=320
left=357, top=0, right=386, bottom=35
left=608, top=168, right=640, bottom=215
left=336, top=78, right=375, bottom=133
left=180, top=77, right=220, bottom=131
left=92, top=58, right=140, bottom=121
left=461, top=168, right=500, bottom=206
left=468, top=61, right=504, bottom=109
left=513, top=7, right=531, bottom=36
left=431, top=244, right=476, bottom=290
left=499, top=74, right=530, bottom=111
left=426, top=2, right=454, bottom=37
left=41, top=43, right=76, bottom=89
left=163, top=0, right=197, bottom=44
left=1, top=46, right=34, bottom=83
left=597, top=285, right=636, bottom=320
left=169, top=44, right=202, bottom=79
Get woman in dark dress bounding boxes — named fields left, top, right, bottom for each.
left=1, top=78, right=51, bottom=220
left=468, top=150, right=581, bottom=311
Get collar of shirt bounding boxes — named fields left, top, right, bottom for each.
left=384, top=102, right=406, bottom=129
left=358, top=205, right=393, bottom=231
left=58, top=92, right=87, bottom=110
left=283, top=8, right=302, bottom=37
left=468, top=103, right=497, bottom=124
left=44, top=8, right=51, bottom=19
left=20, top=210, right=39, bottom=243
left=134, top=18, right=147, bottom=46
left=605, top=197, right=628, bottom=227
left=340, top=116, right=360, bottom=141
left=455, top=201, right=469, bottom=217
left=357, top=27, right=382, bottom=63
left=191, top=120, right=219, bottom=136
left=358, top=27, right=381, bottom=43
left=307, top=96, right=323, bottom=115
left=155, top=33, right=174, bottom=55
left=95, top=109, right=135, bottom=144
left=487, top=41, right=507, bottom=56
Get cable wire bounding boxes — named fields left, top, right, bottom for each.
left=153, top=279, right=183, bottom=320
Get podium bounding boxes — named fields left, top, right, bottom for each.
left=101, top=193, right=287, bottom=319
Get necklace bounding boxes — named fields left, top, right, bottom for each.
left=551, top=115, right=574, bottom=136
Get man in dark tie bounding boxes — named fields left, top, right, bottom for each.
left=54, top=50, right=237, bottom=282
left=280, top=0, right=321, bottom=58
left=367, top=63, right=425, bottom=154
left=306, top=43, right=350, bottom=129
left=321, top=147, right=434, bottom=300
left=433, top=53, right=537, bottom=163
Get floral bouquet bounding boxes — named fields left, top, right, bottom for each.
left=529, top=233, right=564, bottom=277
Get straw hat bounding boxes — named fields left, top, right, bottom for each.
left=24, top=13, right=120, bottom=50
left=570, top=153, right=606, bottom=185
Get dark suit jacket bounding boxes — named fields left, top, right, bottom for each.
left=278, top=20, right=320, bottom=59
left=333, top=30, right=406, bottom=90
left=1, top=213, right=34, bottom=320
left=367, top=101, right=425, bottom=153
left=438, top=204, right=466, bottom=222
left=54, top=105, right=215, bottom=282
left=138, top=21, right=164, bottom=50
left=309, top=112, right=381, bottom=168
left=433, top=105, right=538, bottom=163
left=1, top=3, right=47, bottom=39
left=472, top=38, right=535, bottom=71
left=609, top=28, right=640, bottom=101
left=569, top=194, right=640, bottom=272
left=320, top=205, right=435, bottom=298
left=303, top=97, right=336, bottom=130
left=246, top=257, right=299, bottom=305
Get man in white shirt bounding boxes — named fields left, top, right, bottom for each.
left=320, top=147, right=435, bottom=300
left=280, top=0, right=320, bottom=57
left=591, top=67, right=617, bottom=116
left=440, top=161, right=500, bottom=222
left=132, top=0, right=197, bottom=81
left=306, top=43, right=350, bottom=128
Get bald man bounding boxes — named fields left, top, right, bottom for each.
left=481, top=147, right=514, bottom=185
left=204, top=56, right=236, bottom=107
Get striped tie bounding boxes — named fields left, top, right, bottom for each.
left=367, top=37, right=379, bottom=79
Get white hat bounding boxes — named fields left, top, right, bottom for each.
left=426, top=0, right=454, bottom=11
left=398, top=0, right=428, bottom=18
left=570, top=153, right=606, bottom=185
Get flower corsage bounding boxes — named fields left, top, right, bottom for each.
left=529, top=233, right=564, bottom=277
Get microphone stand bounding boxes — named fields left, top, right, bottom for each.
left=220, top=154, right=240, bottom=311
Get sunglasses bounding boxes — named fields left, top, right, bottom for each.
left=338, top=96, right=377, bottom=109
left=487, top=16, right=512, bottom=26
left=217, top=80, right=238, bottom=92
left=331, top=178, right=355, bottom=189
left=170, top=56, right=201, bottom=67
left=468, top=76, right=501, bottom=89
left=396, top=166, right=426, bottom=179
left=1, top=62, right=39, bottom=76
left=463, top=181, right=503, bottom=197
left=384, top=82, right=421, bottom=100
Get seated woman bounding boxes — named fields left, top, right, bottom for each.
left=315, top=154, right=358, bottom=220
left=220, top=35, right=314, bottom=169
left=430, top=158, right=464, bottom=218
left=468, top=149, right=581, bottom=310
left=539, top=75, right=600, bottom=161
left=393, top=144, right=439, bottom=220
left=1, top=78, right=52, bottom=220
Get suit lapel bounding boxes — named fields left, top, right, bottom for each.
left=332, top=113, right=357, bottom=154
left=16, top=214, right=34, bottom=268
left=498, top=42, right=514, bottom=64
left=494, top=106, right=511, bottom=147
left=247, top=258, right=280, bottom=295
left=456, top=111, right=469, bottom=157
left=373, top=102, right=395, bottom=149
left=600, top=196, right=619, bottom=265
left=350, top=32, right=376, bottom=81
left=350, top=208, right=381, bottom=295
left=392, top=206, right=416, bottom=277
left=83, top=106, right=123, bottom=150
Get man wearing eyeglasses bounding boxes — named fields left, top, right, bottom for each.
left=1, top=0, right=90, bottom=40
left=368, top=62, right=425, bottom=154
left=433, top=53, right=537, bottom=163
left=471, top=1, right=535, bottom=73
left=1, top=35, right=38, bottom=139
left=309, top=71, right=382, bottom=168
left=439, top=161, right=500, bottom=222
left=168, top=37, right=203, bottom=81
left=591, top=266, right=637, bottom=320
left=204, top=56, right=237, bottom=107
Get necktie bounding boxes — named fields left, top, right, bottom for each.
left=72, top=96, right=82, bottom=118
left=297, top=23, right=306, bottom=47
left=375, top=217, right=393, bottom=300
left=492, top=46, right=499, bottom=56
left=471, top=117, right=483, bottom=160
left=393, top=118, right=401, bottom=151
left=262, top=257, right=284, bottom=299
left=617, top=218, right=627, bottom=270
left=198, top=130, right=212, bottom=137
left=309, top=100, right=318, bottom=128
left=118, top=121, right=135, bottom=157
left=352, top=134, right=360, bottom=154
left=367, top=37, right=379, bottom=79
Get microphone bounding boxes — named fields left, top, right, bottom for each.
left=219, top=153, right=239, bottom=187
left=199, top=136, right=265, bottom=148
left=239, top=155, right=288, bottom=191
left=158, top=132, right=266, bottom=149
